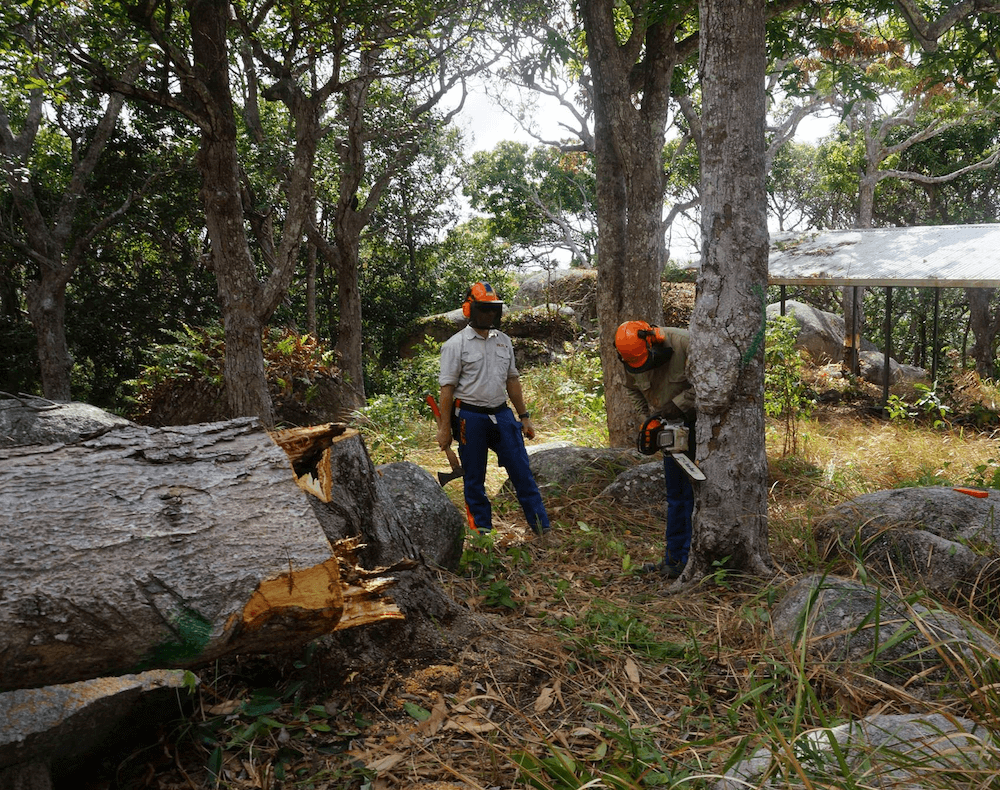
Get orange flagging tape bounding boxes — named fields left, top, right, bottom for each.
left=953, top=487, right=989, bottom=498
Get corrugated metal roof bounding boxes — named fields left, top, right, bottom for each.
left=768, top=224, right=1000, bottom=287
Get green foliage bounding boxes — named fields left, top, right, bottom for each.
left=765, top=314, right=813, bottom=455
left=459, top=530, right=532, bottom=610
left=359, top=339, right=442, bottom=463
left=513, top=698, right=689, bottom=789
left=886, top=383, right=952, bottom=428
left=464, top=142, right=597, bottom=267
left=131, top=324, right=227, bottom=392
left=195, top=682, right=372, bottom=788
left=966, top=460, right=1000, bottom=490
left=520, top=349, right=608, bottom=446
left=554, top=598, right=688, bottom=663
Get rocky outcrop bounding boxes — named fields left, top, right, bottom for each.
left=767, top=300, right=928, bottom=386
left=771, top=573, right=1000, bottom=696
left=716, top=712, right=993, bottom=790
left=0, top=398, right=133, bottom=447
left=815, top=486, right=1000, bottom=604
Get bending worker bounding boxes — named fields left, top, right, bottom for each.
left=614, top=321, right=696, bottom=579
left=436, top=282, right=551, bottom=539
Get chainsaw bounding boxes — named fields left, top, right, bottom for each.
left=637, top=414, right=706, bottom=481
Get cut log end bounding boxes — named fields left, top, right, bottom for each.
left=269, top=423, right=356, bottom=502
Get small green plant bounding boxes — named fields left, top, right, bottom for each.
left=967, top=459, right=1000, bottom=490
left=885, top=393, right=912, bottom=421
left=459, top=530, right=531, bottom=610
left=356, top=392, right=423, bottom=463
left=887, top=383, right=952, bottom=428
left=560, top=599, right=687, bottom=662
left=512, top=699, right=686, bottom=789
left=765, top=315, right=813, bottom=456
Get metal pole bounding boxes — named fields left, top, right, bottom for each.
left=932, top=288, right=940, bottom=383
left=780, top=285, right=786, bottom=315
left=882, top=286, right=892, bottom=410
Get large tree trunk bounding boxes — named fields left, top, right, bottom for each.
left=579, top=0, right=678, bottom=447
left=967, top=287, right=999, bottom=379
left=24, top=271, right=72, bottom=402
left=191, top=0, right=275, bottom=427
left=0, top=419, right=404, bottom=691
left=687, top=0, right=773, bottom=582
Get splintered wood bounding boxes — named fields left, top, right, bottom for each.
left=270, top=423, right=354, bottom=502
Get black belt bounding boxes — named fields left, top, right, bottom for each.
left=458, top=401, right=507, bottom=415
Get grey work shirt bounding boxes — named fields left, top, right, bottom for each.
left=623, top=327, right=696, bottom=419
left=439, top=325, right=518, bottom=407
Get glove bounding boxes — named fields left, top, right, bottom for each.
left=637, top=415, right=663, bottom=455
left=658, top=402, right=683, bottom=420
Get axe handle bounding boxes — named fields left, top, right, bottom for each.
left=426, top=394, right=463, bottom=473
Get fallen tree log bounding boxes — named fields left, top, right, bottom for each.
left=0, top=418, right=404, bottom=691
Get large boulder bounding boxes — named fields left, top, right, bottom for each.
left=815, top=486, right=1000, bottom=602
left=768, top=300, right=928, bottom=386
left=514, top=271, right=696, bottom=331
left=508, top=445, right=647, bottom=498
left=514, top=269, right=598, bottom=327
left=600, top=460, right=665, bottom=510
left=376, top=461, right=466, bottom=571
left=398, top=306, right=580, bottom=367
left=715, top=712, right=992, bottom=790
left=858, top=349, right=928, bottom=386
left=0, top=399, right=133, bottom=447
left=0, top=670, right=194, bottom=787
left=771, top=573, right=1000, bottom=697
left=766, top=300, right=876, bottom=364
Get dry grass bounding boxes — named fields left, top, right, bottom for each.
left=136, top=374, right=1000, bottom=790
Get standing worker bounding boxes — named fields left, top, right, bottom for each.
left=436, top=282, right=552, bottom=540
left=614, top=321, right=697, bottom=578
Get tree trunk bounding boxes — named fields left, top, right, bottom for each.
left=579, top=0, right=678, bottom=447
left=687, top=0, right=773, bottom=582
left=333, top=221, right=367, bottom=409
left=967, top=287, right=999, bottom=379
left=843, top=285, right=864, bottom=375
left=24, top=272, right=72, bottom=402
left=0, top=419, right=409, bottom=691
left=191, top=0, right=275, bottom=427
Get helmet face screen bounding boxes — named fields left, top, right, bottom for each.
left=469, top=302, right=502, bottom=329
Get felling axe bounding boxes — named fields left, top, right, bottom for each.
left=425, top=394, right=464, bottom=486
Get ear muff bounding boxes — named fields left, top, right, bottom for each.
left=462, top=289, right=473, bottom=318
left=615, top=321, right=672, bottom=373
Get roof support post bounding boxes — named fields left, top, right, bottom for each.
left=932, top=288, right=940, bottom=383
left=882, top=286, right=892, bottom=411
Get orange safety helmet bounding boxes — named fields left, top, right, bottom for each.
left=614, top=321, right=670, bottom=372
left=462, top=281, right=504, bottom=328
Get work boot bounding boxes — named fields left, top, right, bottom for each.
left=639, top=559, right=683, bottom=579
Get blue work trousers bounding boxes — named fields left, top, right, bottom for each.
left=663, top=453, right=694, bottom=568
left=454, top=407, right=550, bottom=535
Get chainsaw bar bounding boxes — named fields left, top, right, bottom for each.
left=671, top=452, right=706, bottom=482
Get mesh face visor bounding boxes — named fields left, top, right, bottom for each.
left=469, top=301, right=503, bottom=329
left=621, top=342, right=673, bottom=373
